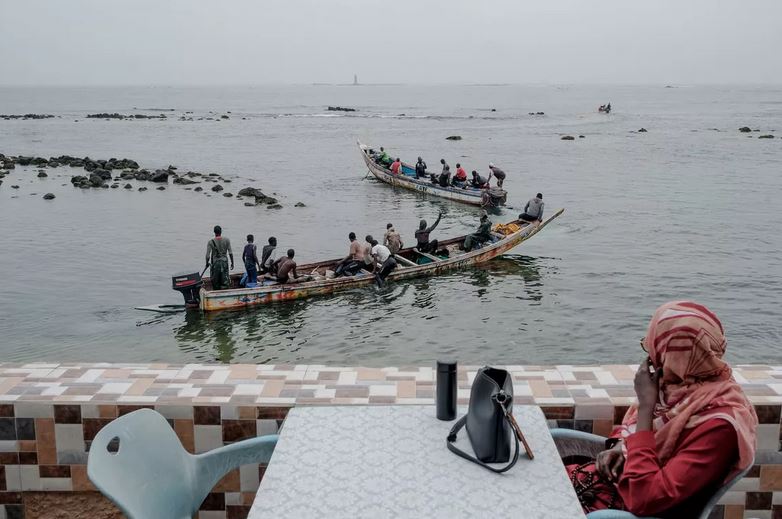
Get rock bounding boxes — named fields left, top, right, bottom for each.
left=446, top=135, right=462, bottom=140
left=94, top=169, right=112, bottom=180
left=138, top=187, right=148, bottom=192
left=222, top=192, right=233, bottom=197
left=294, top=202, right=306, bottom=207
left=11, top=185, right=19, bottom=189
left=758, top=134, right=775, bottom=139
left=223, top=179, right=232, bottom=183
left=79, top=183, right=91, bottom=189
left=561, top=135, right=575, bottom=140
left=263, top=196, right=278, bottom=205
left=70, top=175, right=87, bottom=185
left=156, top=186, right=166, bottom=190
left=37, top=171, right=48, bottom=177
left=267, top=203, right=283, bottom=209
left=738, top=126, right=752, bottom=133
left=491, top=108, right=496, bottom=112
left=327, top=106, right=356, bottom=112
left=221, top=115, right=229, bottom=119
left=536, top=112, right=545, bottom=115
left=173, top=176, right=198, bottom=185
left=17, top=156, right=32, bottom=166
left=244, top=202, right=256, bottom=207
left=134, top=170, right=151, bottom=181
left=100, top=184, right=109, bottom=189
left=89, top=173, right=104, bottom=187
left=124, top=183, right=132, bottom=189
left=194, top=186, right=203, bottom=192
left=211, top=184, right=224, bottom=192
left=42, top=193, right=55, bottom=200
left=238, top=187, right=262, bottom=197
left=151, top=170, right=169, bottom=182
left=637, top=128, right=648, bottom=133
left=111, top=183, right=119, bottom=188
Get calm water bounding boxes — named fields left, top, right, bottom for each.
left=1, top=85, right=781, bottom=366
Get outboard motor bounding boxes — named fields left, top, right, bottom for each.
left=172, top=272, right=202, bottom=308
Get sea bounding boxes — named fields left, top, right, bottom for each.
left=1, top=84, right=780, bottom=366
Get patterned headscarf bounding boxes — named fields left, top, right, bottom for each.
left=619, top=301, right=757, bottom=482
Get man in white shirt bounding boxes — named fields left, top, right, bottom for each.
left=370, top=239, right=397, bottom=287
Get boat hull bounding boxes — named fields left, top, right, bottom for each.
left=357, top=141, right=505, bottom=207
left=199, top=209, right=563, bottom=311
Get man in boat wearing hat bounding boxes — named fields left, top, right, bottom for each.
left=488, top=162, right=506, bottom=188
left=205, top=225, right=234, bottom=290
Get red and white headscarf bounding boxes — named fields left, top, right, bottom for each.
left=618, top=301, right=757, bottom=482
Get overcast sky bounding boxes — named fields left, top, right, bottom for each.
left=2, top=0, right=781, bottom=86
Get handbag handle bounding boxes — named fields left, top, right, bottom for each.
left=446, top=394, right=533, bottom=473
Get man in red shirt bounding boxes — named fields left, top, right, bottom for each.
left=452, top=163, right=468, bottom=187
left=390, top=158, right=402, bottom=175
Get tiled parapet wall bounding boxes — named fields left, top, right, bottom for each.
left=0, top=363, right=781, bottom=519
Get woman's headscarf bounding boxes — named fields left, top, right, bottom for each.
left=618, top=301, right=757, bottom=482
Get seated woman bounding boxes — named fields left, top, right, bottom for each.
left=565, top=301, right=757, bottom=518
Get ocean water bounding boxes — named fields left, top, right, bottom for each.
left=0, top=84, right=780, bottom=366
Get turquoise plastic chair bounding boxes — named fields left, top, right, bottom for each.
left=87, top=408, right=278, bottom=519
left=551, top=428, right=752, bottom=519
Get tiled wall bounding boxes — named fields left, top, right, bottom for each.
left=2, top=362, right=782, bottom=518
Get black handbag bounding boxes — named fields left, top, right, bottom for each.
left=447, top=366, right=534, bottom=473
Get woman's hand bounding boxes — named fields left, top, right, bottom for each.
left=634, top=357, right=661, bottom=431
left=634, top=357, right=660, bottom=410
left=595, top=443, right=625, bottom=482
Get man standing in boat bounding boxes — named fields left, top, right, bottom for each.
left=488, top=163, right=506, bottom=188
left=205, top=225, right=234, bottom=290
left=370, top=239, right=397, bottom=287
left=415, top=157, right=427, bottom=179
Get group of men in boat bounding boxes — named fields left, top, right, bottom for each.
left=205, top=194, right=545, bottom=291
left=372, top=147, right=506, bottom=190
left=205, top=226, right=310, bottom=290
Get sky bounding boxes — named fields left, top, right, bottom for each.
left=1, top=0, right=781, bottom=86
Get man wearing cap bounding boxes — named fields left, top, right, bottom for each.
left=488, top=162, right=506, bottom=188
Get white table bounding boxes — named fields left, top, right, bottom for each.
left=249, top=405, right=583, bottom=518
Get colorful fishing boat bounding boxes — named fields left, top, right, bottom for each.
left=171, top=210, right=564, bottom=312
left=357, top=141, right=507, bottom=207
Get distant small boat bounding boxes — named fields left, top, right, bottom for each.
left=358, top=141, right=507, bottom=207
left=175, top=210, right=564, bottom=312
left=598, top=103, right=612, bottom=114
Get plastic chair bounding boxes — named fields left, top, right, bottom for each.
left=550, top=428, right=752, bottom=519
left=87, top=408, right=278, bottom=519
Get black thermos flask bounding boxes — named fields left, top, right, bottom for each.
left=436, top=361, right=457, bottom=420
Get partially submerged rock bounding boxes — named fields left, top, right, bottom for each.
left=267, top=203, right=283, bottom=209
left=758, top=134, right=775, bottom=139
left=294, top=202, right=306, bottom=207
left=42, top=193, right=55, bottom=200
left=211, top=184, right=223, bottom=192
left=637, top=128, right=648, bottom=133
left=738, top=126, right=752, bottom=133
left=446, top=135, right=462, bottom=141
left=561, top=135, right=575, bottom=140
left=327, top=106, right=356, bottom=112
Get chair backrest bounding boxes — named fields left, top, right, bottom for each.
left=87, top=409, right=198, bottom=519
left=697, top=460, right=754, bottom=519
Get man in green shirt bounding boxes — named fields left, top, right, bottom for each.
left=205, top=225, right=234, bottom=290
left=463, top=213, right=493, bottom=252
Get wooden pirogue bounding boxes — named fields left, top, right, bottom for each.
left=179, top=210, right=563, bottom=312
left=358, top=141, right=508, bottom=207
